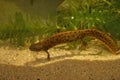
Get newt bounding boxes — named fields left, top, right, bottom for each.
left=29, top=29, right=119, bottom=60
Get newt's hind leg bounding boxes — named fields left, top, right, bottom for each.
left=79, top=38, right=88, bottom=50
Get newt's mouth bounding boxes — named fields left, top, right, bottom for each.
left=29, top=45, right=38, bottom=51
left=29, top=45, right=35, bottom=51
left=29, top=43, right=44, bottom=51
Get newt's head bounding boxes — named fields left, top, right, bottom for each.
left=29, top=42, right=44, bottom=51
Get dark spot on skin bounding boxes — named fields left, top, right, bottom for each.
left=65, top=39, right=69, bottom=42
left=57, top=35, right=61, bottom=38
left=46, top=74, right=49, bottom=76
left=54, top=38, right=58, bottom=43
left=72, top=34, right=76, bottom=38
left=67, top=35, right=71, bottom=38
left=37, top=78, right=40, bottom=80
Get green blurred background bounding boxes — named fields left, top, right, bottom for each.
left=0, top=0, right=120, bottom=48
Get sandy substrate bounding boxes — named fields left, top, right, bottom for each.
left=0, top=43, right=120, bottom=80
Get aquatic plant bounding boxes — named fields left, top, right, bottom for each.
left=0, top=0, right=120, bottom=48
left=57, top=0, right=120, bottom=40
left=0, top=12, right=59, bottom=47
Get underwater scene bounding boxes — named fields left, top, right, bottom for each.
left=0, top=0, right=120, bottom=80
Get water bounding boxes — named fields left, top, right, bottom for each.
left=0, top=0, right=120, bottom=80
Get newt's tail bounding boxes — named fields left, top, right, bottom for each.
left=84, top=29, right=118, bottom=54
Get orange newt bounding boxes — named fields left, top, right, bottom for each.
left=29, top=29, right=119, bottom=60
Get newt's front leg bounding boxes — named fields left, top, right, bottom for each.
left=45, top=50, right=50, bottom=61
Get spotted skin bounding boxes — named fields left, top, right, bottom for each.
left=29, top=29, right=118, bottom=60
